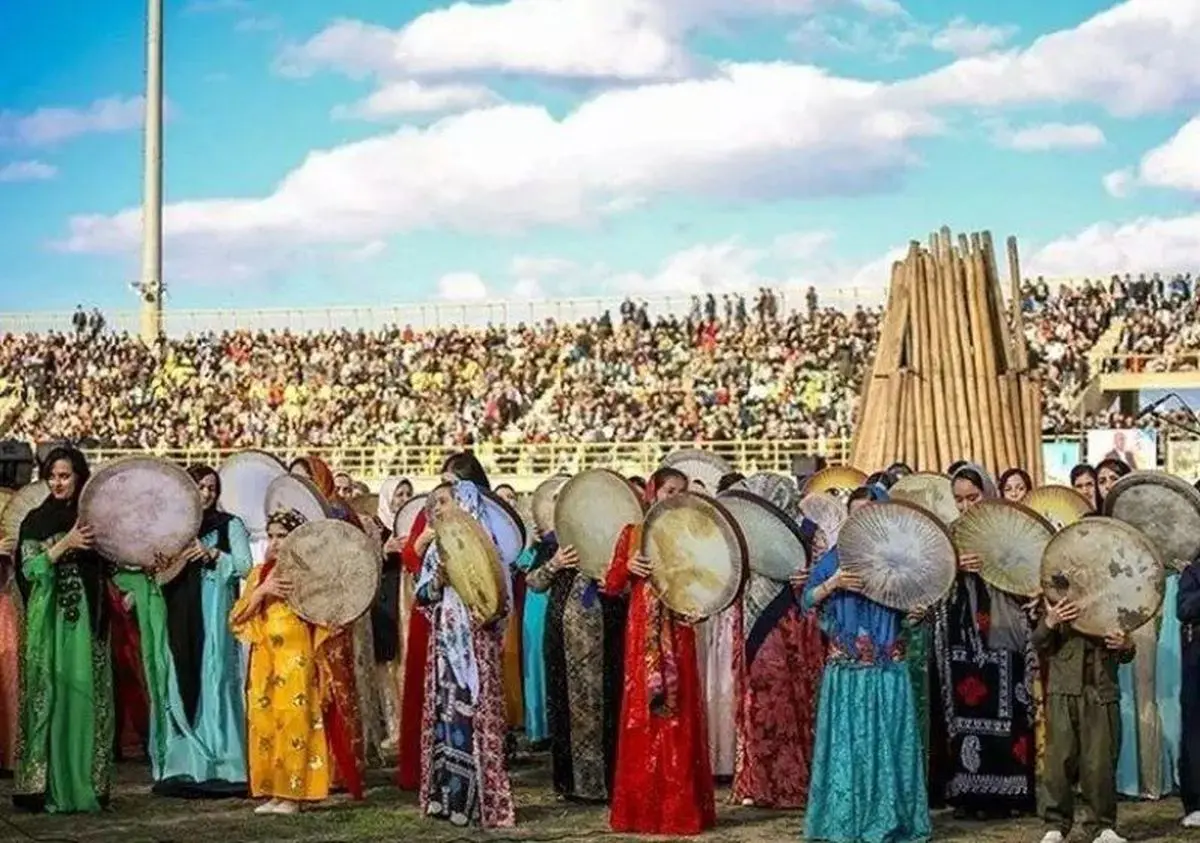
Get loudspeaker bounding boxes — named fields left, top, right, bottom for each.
left=0, top=440, right=35, bottom=489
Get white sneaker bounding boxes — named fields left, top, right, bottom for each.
left=1182, top=811, right=1200, bottom=828
left=1093, top=830, right=1126, bottom=843
left=274, top=801, right=300, bottom=815
left=254, top=799, right=280, bottom=815
left=1039, top=831, right=1064, bottom=843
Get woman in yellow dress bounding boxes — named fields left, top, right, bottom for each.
left=230, top=509, right=363, bottom=816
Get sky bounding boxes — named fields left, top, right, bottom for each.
left=1, top=0, right=1199, bottom=313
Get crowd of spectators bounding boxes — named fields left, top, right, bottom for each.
left=0, top=280, right=1197, bottom=451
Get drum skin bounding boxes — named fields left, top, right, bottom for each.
left=1104, top=471, right=1200, bottom=571
left=218, top=450, right=286, bottom=541
left=642, top=491, right=747, bottom=623
left=393, top=495, right=427, bottom=543
left=718, top=488, right=809, bottom=581
left=952, top=499, right=1053, bottom=598
left=662, top=448, right=734, bottom=493
left=79, top=457, right=202, bottom=571
left=803, top=466, right=868, bottom=499
left=531, top=475, right=569, bottom=535
left=1040, top=516, right=1165, bottom=637
left=265, top=475, right=331, bottom=525
left=1024, top=485, right=1093, bottom=531
left=890, top=472, right=958, bottom=526
left=0, top=482, right=49, bottom=544
left=278, top=519, right=381, bottom=628
left=836, top=500, right=956, bottom=612
left=555, top=469, right=644, bottom=581
left=799, top=493, right=847, bottom=546
left=435, top=510, right=506, bottom=625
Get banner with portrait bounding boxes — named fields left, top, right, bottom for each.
left=1168, top=440, right=1200, bottom=484
left=1085, top=428, right=1158, bottom=471
left=1041, top=440, right=1082, bottom=486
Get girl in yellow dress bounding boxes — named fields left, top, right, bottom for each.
left=231, top=509, right=362, bottom=816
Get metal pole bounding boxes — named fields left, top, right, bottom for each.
left=138, top=0, right=164, bottom=344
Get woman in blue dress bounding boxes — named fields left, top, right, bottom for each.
left=153, top=464, right=253, bottom=797
left=803, top=484, right=930, bottom=843
left=516, top=526, right=556, bottom=745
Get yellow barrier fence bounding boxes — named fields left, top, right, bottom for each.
left=79, top=439, right=851, bottom=489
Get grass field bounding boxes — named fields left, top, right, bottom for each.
left=0, top=757, right=1193, bottom=843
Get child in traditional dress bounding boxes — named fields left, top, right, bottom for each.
left=1035, top=596, right=1134, bottom=843
left=230, top=509, right=364, bottom=816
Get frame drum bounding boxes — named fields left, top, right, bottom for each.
left=265, top=475, right=331, bottom=525
left=662, top=448, right=734, bottom=493
left=1104, top=471, right=1200, bottom=570
left=79, top=457, right=203, bottom=571
left=436, top=509, right=506, bottom=625
left=218, top=450, right=286, bottom=541
left=718, top=488, right=810, bottom=581
left=952, top=500, right=1053, bottom=598
left=890, top=472, right=958, bottom=526
left=278, top=519, right=381, bottom=628
left=0, top=481, right=49, bottom=543
left=642, top=491, right=747, bottom=623
left=837, top=500, right=957, bottom=611
left=393, top=494, right=427, bottom=544
left=555, top=469, right=644, bottom=581
left=1041, top=516, right=1165, bottom=636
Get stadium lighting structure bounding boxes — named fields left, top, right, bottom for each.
left=136, top=0, right=165, bottom=344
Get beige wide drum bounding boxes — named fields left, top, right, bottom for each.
left=278, top=519, right=381, bottom=628
left=642, top=491, right=747, bottom=623
left=555, top=469, right=644, bottom=581
left=79, top=457, right=202, bottom=573
left=952, top=499, right=1053, bottom=598
left=1041, top=516, right=1165, bottom=637
left=435, top=509, right=506, bottom=625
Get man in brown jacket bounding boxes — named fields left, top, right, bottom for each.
left=1034, top=597, right=1135, bottom=843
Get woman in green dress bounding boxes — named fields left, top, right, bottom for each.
left=12, top=447, right=115, bottom=813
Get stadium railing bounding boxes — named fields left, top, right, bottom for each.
left=1100, top=352, right=1200, bottom=374
left=78, top=438, right=854, bottom=483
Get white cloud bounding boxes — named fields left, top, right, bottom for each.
left=277, top=0, right=899, bottom=83
left=1134, top=116, right=1200, bottom=192
left=57, top=62, right=939, bottom=280
left=333, top=81, right=500, bottom=120
left=438, top=271, right=489, bottom=300
left=1027, top=214, right=1200, bottom=277
left=1103, top=168, right=1134, bottom=197
left=346, top=239, right=387, bottom=262
left=901, top=0, right=1200, bottom=115
left=930, top=17, right=1017, bottom=57
left=1098, top=116, right=1200, bottom=197
left=994, top=122, right=1105, bottom=151
left=0, top=160, right=57, bottom=183
left=0, top=97, right=145, bottom=146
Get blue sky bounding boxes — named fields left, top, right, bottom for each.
left=1, top=0, right=1198, bottom=312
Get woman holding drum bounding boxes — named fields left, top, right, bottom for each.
left=604, top=466, right=717, bottom=836
left=802, top=484, right=931, bottom=843
left=230, top=508, right=364, bottom=815
left=10, top=447, right=115, bottom=814
left=154, top=465, right=254, bottom=798
left=931, top=464, right=1038, bottom=819
left=414, top=480, right=515, bottom=829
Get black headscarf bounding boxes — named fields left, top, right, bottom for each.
left=16, top=447, right=109, bottom=639
left=1095, top=458, right=1132, bottom=510
left=442, top=451, right=491, bottom=490
left=161, top=464, right=234, bottom=725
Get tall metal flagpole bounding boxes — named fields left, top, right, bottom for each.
left=137, top=0, right=164, bottom=343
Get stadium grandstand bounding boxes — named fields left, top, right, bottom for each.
left=1, top=273, right=1198, bottom=483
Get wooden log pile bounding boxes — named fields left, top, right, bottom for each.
left=849, top=227, right=1044, bottom=482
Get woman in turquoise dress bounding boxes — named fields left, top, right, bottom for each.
left=153, top=465, right=253, bottom=797
left=802, top=484, right=930, bottom=843
left=516, top=529, right=555, bottom=745
left=12, top=447, right=115, bottom=813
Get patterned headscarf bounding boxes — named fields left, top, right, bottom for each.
left=267, top=508, right=307, bottom=535
left=415, top=481, right=510, bottom=704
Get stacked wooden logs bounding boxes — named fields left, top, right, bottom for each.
left=849, top=227, right=1044, bottom=482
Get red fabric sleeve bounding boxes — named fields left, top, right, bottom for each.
left=602, top=523, right=637, bottom=596
left=401, top=510, right=428, bottom=576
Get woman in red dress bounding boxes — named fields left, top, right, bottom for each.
left=603, top=467, right=716, bottom=836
